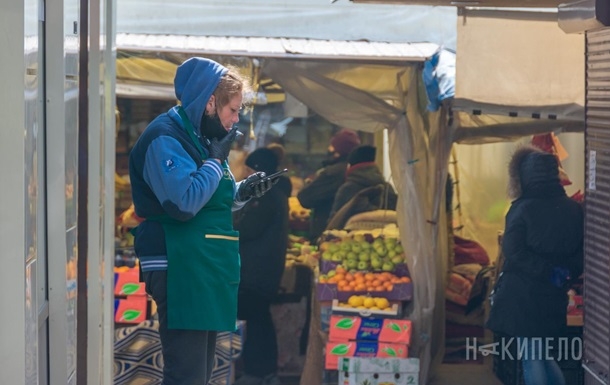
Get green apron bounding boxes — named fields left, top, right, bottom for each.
left=155, top=107, right=240, bottom=331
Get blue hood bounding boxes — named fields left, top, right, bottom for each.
left=174, top=57, right=228, bottom=131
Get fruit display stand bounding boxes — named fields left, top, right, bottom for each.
left=300, top=226, right=416, bottom=385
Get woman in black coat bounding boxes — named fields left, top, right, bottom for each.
left=486, top=145, right=583, bottom=385
left=233, top=147, right=290, bottom=385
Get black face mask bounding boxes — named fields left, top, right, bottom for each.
left=200, top=111, right=229, bottom=141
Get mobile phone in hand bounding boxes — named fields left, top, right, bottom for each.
left=249, top=168, right=288, bottom=188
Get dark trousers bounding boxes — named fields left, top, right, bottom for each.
left=237, top=290, right=278, bottom=378
left=143, top=270, right=218, bottom=385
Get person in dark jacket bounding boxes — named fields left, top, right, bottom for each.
left=297, top=128, right=361, bottom=240
left=486, top=145, right=583, bottom=385
left=129, top=58, right=276, bottom=385
left=329, top=145, right=397, bottom=219
left=233, top=148, right=291, bottom=385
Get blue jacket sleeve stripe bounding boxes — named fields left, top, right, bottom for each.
left=143, top=136, right=222, bottom=219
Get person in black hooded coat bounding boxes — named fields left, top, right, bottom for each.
left=233, top=147, right=290, bottom=385
left=486, top=145, right=583, bottom=385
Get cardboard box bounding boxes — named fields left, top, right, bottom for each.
left=114, top=268, right=146, bottom=296
left=325, top=341, right=408, bottom=370
left=329, top=315, right=412, bottom=345
left=114, top=296, right=148, bottom=324
left=338, top=357, right=420, bottom=385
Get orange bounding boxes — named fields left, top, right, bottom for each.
left=364, top=273, right=375, bottom=281
left=400, top=276, right=411, bottom=283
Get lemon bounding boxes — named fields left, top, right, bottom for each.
left=374, top=297, right=390, bottom=310
left=363, top=297, right=376, bottom=308
left=348, top=295, right=364, bottom=308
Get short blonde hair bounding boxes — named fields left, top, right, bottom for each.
left=213, top=65, right=253, bottom=109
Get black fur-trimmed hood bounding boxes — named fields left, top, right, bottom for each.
left=508, top=145, right=562, bottom=199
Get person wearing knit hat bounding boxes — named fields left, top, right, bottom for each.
left=297, top=128, right=361, bottom=241
left=233, top=146, right=291, bottom=385
left=330, top=145, right=397, bottom=219
left=348, top=144, right=376, bottom=166
left=330, top=128, right=362, bottom=158
left=245, top=148, right=279, bottom=176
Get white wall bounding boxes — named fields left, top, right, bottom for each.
left=0, top=1, right=26, bottom=382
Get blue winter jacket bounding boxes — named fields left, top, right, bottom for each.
left=128, top=57, right=246, bottom=272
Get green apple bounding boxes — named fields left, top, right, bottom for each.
left=340, top=242, right=352, bottom=251
left=391, top=256, right=404, bottom=265
left=394, top=244, right=404, bottom=254
left=327, top=270, right=337, bottom=278
left=374, top=245, right=387, bottom=257
left=370, top=257, right=382, bottom=269
left=359, top=253, right=370, bottom=262
left=357, top=261, right=369, bottom=271
left=382, top=261, right=394, bottom=272
left=346, top=259, right=358, bottom=269
left=360, top=241, right=371, bottom=250
left=322, top=251, right=332, bottom=260
left=328, top=243, right=340, bottom=253
left=346, top=252, right=358, bottom=261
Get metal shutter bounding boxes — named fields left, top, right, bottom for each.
left=584, top=28, right=610, bottom=385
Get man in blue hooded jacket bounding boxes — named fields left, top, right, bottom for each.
left=129, top=57, right=276, bottom=385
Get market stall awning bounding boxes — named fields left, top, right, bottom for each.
left=116, top=33, right=439, bottom=63
left=115, top=34, right=441, bottom=132
left=452, top=9, right=585, bottom=143
left=349, top=0, right=563, bottom=7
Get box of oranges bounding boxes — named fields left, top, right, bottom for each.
left=316, top=270, right=413, bottom=301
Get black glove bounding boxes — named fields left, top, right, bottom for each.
left=208, top=127, right=239, bottom=162
left=237, top=172, right=278, bottom=201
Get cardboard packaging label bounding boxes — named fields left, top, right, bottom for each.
left=329, top=315, right=412, bottom=345
left=337, top=357, right=420, bottom=385
left=325, top=341, right=408, bottom=370
left=114, top=296, right=147, bottom=324
left=114, top=268, right=146, bottom=296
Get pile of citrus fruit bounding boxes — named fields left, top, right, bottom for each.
left=319, top=266, right=411, bottom=292
left=337, top=295, right=392, bottom=311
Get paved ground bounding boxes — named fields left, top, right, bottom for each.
left=429, top=358, right=503, bottom=385
left=278, top=358, right=503, bottom=385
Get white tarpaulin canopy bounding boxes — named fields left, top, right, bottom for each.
left=452, top=9, right=585, bottom=143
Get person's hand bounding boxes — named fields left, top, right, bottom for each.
left=208, top=126, right=239, bottom=162
left=237, top=172, right=279, bottom=201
